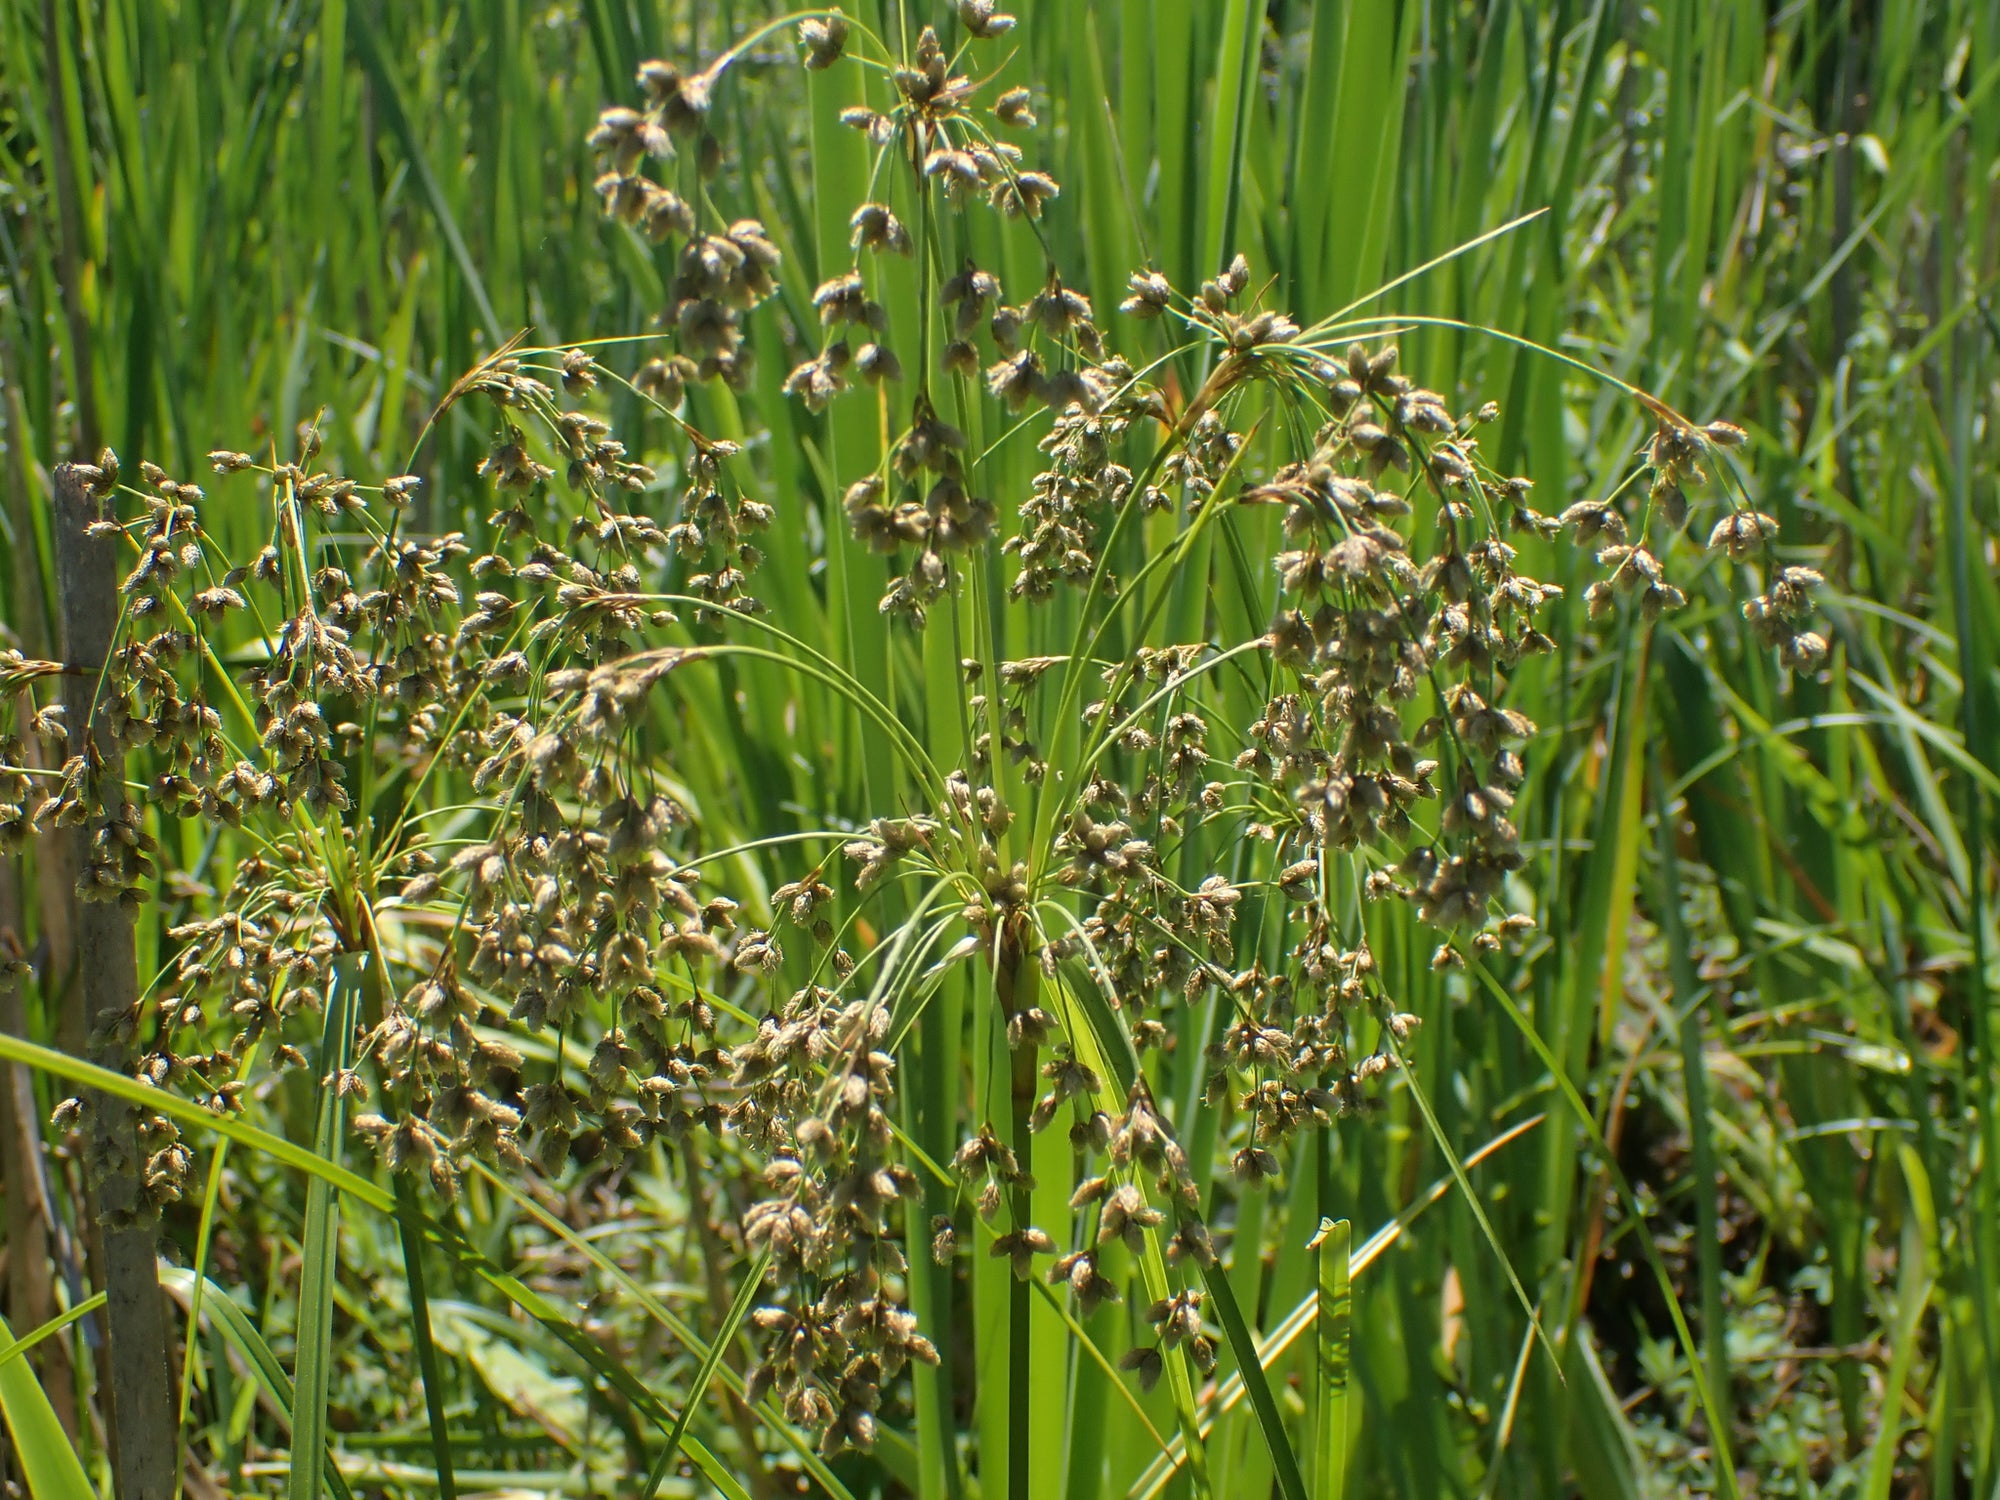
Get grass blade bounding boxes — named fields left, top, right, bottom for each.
left=1649, top=750, right=1729, bottom=1421
left=1386, top=1037, right=1557, bottom=1370
left=1312, top=1216, right=1351, bottom=1500
left=0, top=1295, right=105, bottom=1373
left=639, top=1248, right=772, bottom=1500
left=393, top=1177, right=458, bottom=1500
left=157, top=1269, right=355, bottom=1500
left=465, top=1162, right=858, bottom=1500
left=287, top=954, right=360, bottom=1500
left=0, top=1308, right=94, bottom=1500
left=1862, top=1212, right=1931, bottom=1499
left=1195, top=1260, right=1308, bottom=1500
left=347, top=4, right=504, bottom=346
left=1560, top=1335, right=1645, bottom=1500
left=1199, top=0, right=1260, bottom=282
left=1462, top=955, right=1739, bottom=1496
left=1127, top=1117, right=1549, bottom=1500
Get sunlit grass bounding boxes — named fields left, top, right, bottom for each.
left=0, top=3, right=1994, bottom=1497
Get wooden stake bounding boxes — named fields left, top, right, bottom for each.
left=53, top=461, right=175, bottom=1500
left=0, top=330, right=80, bottom=1448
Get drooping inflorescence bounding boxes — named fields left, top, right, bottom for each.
left=0, top=2, right=1825, bottom=1469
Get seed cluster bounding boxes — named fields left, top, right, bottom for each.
left=0, top=3, right=1821, bottom=1468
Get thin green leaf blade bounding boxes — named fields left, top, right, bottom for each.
left=1313, top=1217, right=1351, bottom=1500
left=0, top=1309, right=94, bottom=1500
left=287, top=954, right=360, bottom=1500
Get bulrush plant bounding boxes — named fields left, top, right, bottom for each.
left=0, top=6, right=1823, bottom=1496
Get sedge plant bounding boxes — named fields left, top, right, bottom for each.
left=0, top=5, right=1842, bottom=1497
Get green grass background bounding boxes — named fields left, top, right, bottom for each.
left=2, top=0, right=1998, bottom=1495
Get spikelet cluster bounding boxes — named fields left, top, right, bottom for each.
left=0, top=3, right=1818, bottom=1461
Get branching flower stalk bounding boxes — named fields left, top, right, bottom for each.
left=0, top=4, right=1828, bottom=1489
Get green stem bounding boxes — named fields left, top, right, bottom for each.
left=394, top=1177, right=457, bottom=1500
left=995, top=928, right=1037, bottom=1500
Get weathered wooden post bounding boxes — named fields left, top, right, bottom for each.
left=0, top=327, right=80, bottom=1451
left=52, top=460, right=175, bottom=1500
